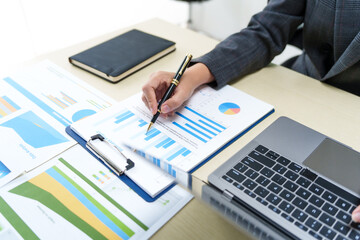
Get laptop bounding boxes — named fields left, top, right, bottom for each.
left=207, top=116, right=360, bottom=240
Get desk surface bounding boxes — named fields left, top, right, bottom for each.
left=21, top=18, right=360, bottom=240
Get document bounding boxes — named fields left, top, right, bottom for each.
left=0, top=145, right=192, bottom=240
left=71, top=85, right=274, bottom=186
left=0, top=60, right=115, bottom=187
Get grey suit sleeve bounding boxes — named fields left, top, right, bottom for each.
left=193, top=0, right=305, bottom=88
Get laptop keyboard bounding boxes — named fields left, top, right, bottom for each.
left=222, top=145, right=360, bottom=240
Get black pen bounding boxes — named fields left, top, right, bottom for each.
left=146, top=54, right=193, bottom=133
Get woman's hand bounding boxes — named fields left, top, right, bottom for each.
left=141, top=63, right=214, bottom=118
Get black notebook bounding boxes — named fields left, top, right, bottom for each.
left=69, top=29, right=176, bottom=82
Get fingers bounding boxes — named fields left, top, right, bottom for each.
left=352, top=205, right=360, bottom=222
left=142, top=86, right=157, bottom=115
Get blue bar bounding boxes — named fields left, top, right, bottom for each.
left=155, top=137, right=172, bottom=148
left=173, top=122, right=207, bottom=143
left=168, top=165, right=172, bottom=174
left=143, top=135, right=167, bottom=151
left=167, top=147, right=187, bottom=161
left=156, top=159, right=161, bottom=167
left=182, top=149, right=191, bottom=157
left=138, top=121, right=147, bottom=127
left=144, top=129, right=160, bottom=141
left=115, top=110, right=131, bottom=119
left=175, top=112, right=216, bottom=136
left=2, top=96, right=20, bottom=110
left=185, top=106, right=226, bottom=130
left=185, top=123, right=212, bottom=139
left=172, top=170, right=176, bottom=177
left=198, top=119, right=221, bottom=133
left=163, top=140, right=175, bottom=149
left=145, top=128, right=156, bottom=136
left=114, top=117, right=139, bottom=132
left=153, top=156, right=157, bottom=164
left=114, top=112, right=134, bottom=124
left=4, top=77, right=72, bottom=126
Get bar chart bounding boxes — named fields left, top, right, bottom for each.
left=0, top=96, right=20, bottom=118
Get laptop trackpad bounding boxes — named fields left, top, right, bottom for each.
left=303, top=138, right=360, bottom=194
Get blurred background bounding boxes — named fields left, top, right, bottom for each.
left=0, top=0, right=299, bottom=73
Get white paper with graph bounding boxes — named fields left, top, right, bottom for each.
left=71, top=85, right=274, bottom=188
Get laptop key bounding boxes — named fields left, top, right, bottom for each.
left=293, top=197, right=308, bottom=210
left=255, top=145, right=268, bottom=154
left=266, top=193, right=282, bottom=206
left=351, top=222, right=360, bottom=231
left=243, top=179, right=258, bottom=190
left=284, top=170, right=299, bottom=181
left=276, top=156, right=290, bottom=166
left=319, top=226, right=336, bottom=240
left=271, top=173, right=287, bottom=185
left=254, top=186, right=270, bottom=198
left=255, top=175, right=271, bottom=187
left=305, top=205, right=321, bottom=218
left=266, top=150, right=279, bottom=160
left=280, top=189, right=295, bottom=201
left=244, top=189, right=256, bottom=198
left=241, top=156, right=263, bottom=171
left=256, top=197, right=268, bottom=206
left=335, top=198, right=351, bottom=211
left=226, top=169, right=246, bottom=183
left=334, top=221, right=350, bottom=235
left=288, top=162, right=302, bottom=173
left=349, top=229, right=360, bottom=240
left=336, top=210, right=352, bottom=224
left=284, top=180, right=298, bottom=192
left=273, top=164, right=287, bottom=174
left=292, top=209, right=308, bottom=222
left=305, top=217, right=322, bottom=231
left=309, top=184, right=324, bottom=196
left=233, top=182, right=245, bottom=191
left=309, top=195, right=325, bottom=208
left=279, top=201, right=295, bottom=214
left=260, top=167, right=275, bottom=178
left=322, top=191, right=337, bottom=203
left=309, top=230, right=323, bottom=240
left=296, top=176, right=311, bottom=188
left=294, top=221, right=308, bottom=232
left=249, top=151, right=275, bottom=168
left=268, top=205, right=281, bottom=214
left=300, top=168, right=318, bottom=181
left=244, top=169, right=259, bottom=180
left=281, top=213, right=294, bottom=223
left=322, top=202, right=338, bottom=215
left=296, top=187, right=311, bottom=200
left=234, top=162, right=248, bottom=173
left=319, top=212, right=335, bottom=226
left=222, top=175, right=233, bottom=183
left=267, top=182, right=282, bottom=194
left=335, top=235, right=348, bottom=240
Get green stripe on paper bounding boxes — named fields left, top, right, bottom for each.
left=53, top=166, right=134, bottom=237
left=59, top=157, right=148, bottom=230
left=9, top=182, right=107, bottom=240
left=0, top=196, right=39, bottom=239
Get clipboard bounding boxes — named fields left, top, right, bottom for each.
left=65, top=126, right=175, bottom=202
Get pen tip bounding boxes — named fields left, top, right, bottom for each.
left=146, top=123, right=153, bottom=133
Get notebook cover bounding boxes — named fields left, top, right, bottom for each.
left=69, top=29, right=175, bottom=82
left=65, top=126, right=175, bottom=202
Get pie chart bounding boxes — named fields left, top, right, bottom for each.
left=218, top=102, right=240, bottom=115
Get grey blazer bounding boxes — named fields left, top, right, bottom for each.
left=195, top=0, right=360, bottom=96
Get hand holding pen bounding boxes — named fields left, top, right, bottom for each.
left=145, top=54, right=193, bottom=132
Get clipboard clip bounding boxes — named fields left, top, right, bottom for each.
left=86, top=134, right=135, bottom=175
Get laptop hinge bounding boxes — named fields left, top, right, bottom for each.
left=222, top=189, right=234, bottom=201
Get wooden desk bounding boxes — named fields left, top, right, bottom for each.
left=21, top=18, right=360, bottom=240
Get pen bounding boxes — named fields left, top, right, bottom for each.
left=146, top=54, right=193, bottom=133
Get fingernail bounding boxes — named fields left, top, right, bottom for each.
left=162, top=105, right=170, bottom=114
left=352, top=212, right=360, bottom=222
